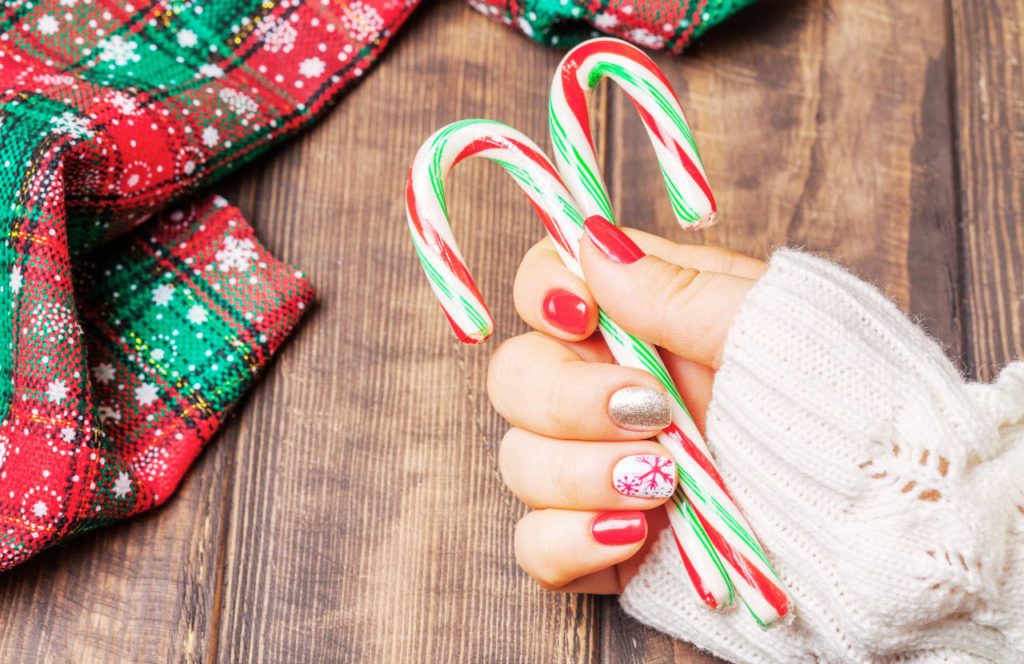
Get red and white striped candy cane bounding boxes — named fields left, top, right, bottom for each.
left=549, top=38, right=789, bottom=626
left=406, top=119, right=743, bottom=612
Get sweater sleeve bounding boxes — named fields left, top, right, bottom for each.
left=620, top=248, right=1024, bottom=663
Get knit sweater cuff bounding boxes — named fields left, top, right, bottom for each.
left=621, top=248, right=1024, bottom=663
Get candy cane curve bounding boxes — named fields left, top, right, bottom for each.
left=405, top=119, right=736, bottom=613
left=549, top=37, right=716, bottom=229
left=550, top=38, right=790, bottom=627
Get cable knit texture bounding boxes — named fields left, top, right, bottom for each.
left=621, top=249, right=1024, bottom=663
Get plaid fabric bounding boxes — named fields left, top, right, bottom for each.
left=0, top=0, right=751, bottom=572
left=471, top=0, right=757, bottom=53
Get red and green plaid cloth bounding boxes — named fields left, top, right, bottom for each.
left=0, top=0, right=753, bottom=571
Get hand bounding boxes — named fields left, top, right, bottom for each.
left=487, top=216, right=766, bottom=593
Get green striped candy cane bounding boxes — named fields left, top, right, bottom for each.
left=549, top=38, right=790, bottom=626
left=405, top=119, right=767, bottom=616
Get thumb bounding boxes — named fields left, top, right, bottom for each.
left=579, top=216, right=755, bottom=369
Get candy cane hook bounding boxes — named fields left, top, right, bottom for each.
left=550, top=37, right=716, bottom=228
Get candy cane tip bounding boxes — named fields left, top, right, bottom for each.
left=686, top=210, right=719, bottom=230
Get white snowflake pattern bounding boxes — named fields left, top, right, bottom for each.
left=50, top=111, right=94, bottom=139
left=215, top=235, right=259, bottom=272
left=628, top=28, right=664, bottom=49
left=98, top=405, right=121, bottom=422
left=45, top=379, right=69, bottom=404
left=31, top=501, right=48, bottom=518
left=107, top=91, right=140, bottom=115
left=92, top=362, right=116, bottom=384
left=135, top=382, right=159, bottom=407
left=218, top=88, right=258, bottom=119
left=198, top=63, right=224, bottom=79
left=98, top=35, right=141, bottom=67
left=256, top=16, right=297, bottom=53
left=0, top=439, right=7, bottom=470
left=37, top=15, right=59, bottom=35
left=9, top=266, right=22, bottom=293
left=187, top=305, right=208, bottom=325
left=341, top=1, right=384, bottom=42
left=34, top=73, right=77, bottom=86
left=59, top=0, right=76, bottom=5
left=60, top=427, right=76, bottom=442
left=298, top=57, right=325, bottom=79
left=152, top=284, right=174, bottom=306
left=201, top=126, right=220, bottom=148
left=593, top=12, right=619, bottom=29
left=177, top=29, right=197, bottom=48
left=112, top=471, right=132, bottom=498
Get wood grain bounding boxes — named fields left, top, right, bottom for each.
left=952, top=0, right=1024, bottom=379
left=0, top=0, right=1019, bottom=662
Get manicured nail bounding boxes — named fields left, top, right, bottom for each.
left=592, top=511, right=647, bottom=545
left=583, top=215, right=645, bottom=264
left=613, top=455, right=676, bottom=498
left=608, top=386, right=672, bottom=431
left=542, top=288, right=589, bottom=335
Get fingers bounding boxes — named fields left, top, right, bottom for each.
left=514, top=509, right=648, bottom=590
left=488, top=332, right=672, bottom=440
left=499, top=428, right=677, bottom=510
left=513, top=236, right=764, bottom=344
left=514, top=240, right=598, bottom=340
left=580, top=216, right=757, bottom=369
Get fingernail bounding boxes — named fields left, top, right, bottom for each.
left=613, top=455, right=676, bottom=498
left=592, top=511, right=647, bottom=545
left=608, top=386, right=672, bottom=431
left=542, top=289, right=589, bottom=335
left=583, top=215, right=645, bottom=264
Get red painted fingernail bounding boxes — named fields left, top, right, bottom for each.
left=542, top=289, right=589, bottom=335
left=592, top=511, right=647, bottom=546
left=583, top=216, right=645, bottom=264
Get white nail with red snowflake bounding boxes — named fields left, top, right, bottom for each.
left=613, top=455, right=676, bottom=499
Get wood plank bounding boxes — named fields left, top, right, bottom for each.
left=604, top=0, right=959, bottom=659
left=951, top=0, right=1024, bottom=379
left=214, top=1, right=605, bottom=662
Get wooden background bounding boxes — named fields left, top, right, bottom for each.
left=1, top=0, right=1021, bottom=661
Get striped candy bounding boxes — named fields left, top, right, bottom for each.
left=550, top=38, right=789, bottom=626
left=406, top=38, right=790, bottom=628
left=550, top=37, right=717, bottom=229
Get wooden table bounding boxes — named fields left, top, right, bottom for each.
left=2, top=0, right=1021, bottom=661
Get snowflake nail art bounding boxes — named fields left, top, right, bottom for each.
left=613, top=455, right=676, bottom=498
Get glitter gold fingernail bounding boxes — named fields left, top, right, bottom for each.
left=608, top=386, right=672, bottom=432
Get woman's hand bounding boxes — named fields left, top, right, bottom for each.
left=487, top=216, right=766, bottom=594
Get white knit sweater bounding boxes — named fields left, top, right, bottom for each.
left=621, top=249, right=1024, bottom=663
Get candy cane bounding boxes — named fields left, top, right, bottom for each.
left=549, top=38, right=789, bottom=626
left=550, top=37, right=716, bottom=228
left=406, top=119, right=734, bottom=609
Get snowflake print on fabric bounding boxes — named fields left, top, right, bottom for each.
left=218, top=88, right=258, bottom=119
left=202, top=127, right=220, bottom=148
left=49, top=112, right=93, bottom=139
left=9, top=267, right=22, bottom=293
left=112, top=471, right=132, bottom=499
left=152, top=284, right=175, bottom=306
left=341, top=1, right=385, bottom=41
left=613, top=455, right=676, bottom=498
left=216, top=235, right=259, bottom=272
left=256, top=16, right=298, bottom=53
left=97, top=35, right=141, bottom=66
left=45, top=380, right=69, bottom=404
left=92, top=363, right=116, bottom=384
left=299, top=57, right=326, bottom=79
left=37, top=15, right=59, bottom=35
left=135, top=383, right=159, bottom=407
left=187, top=305, right=208, bottom=325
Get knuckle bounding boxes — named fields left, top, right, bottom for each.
left=651, top=263, right=702, bottom=336
left=487, top=335, right=528, bottom=410
left=552, top=449, right=581, bottom=507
